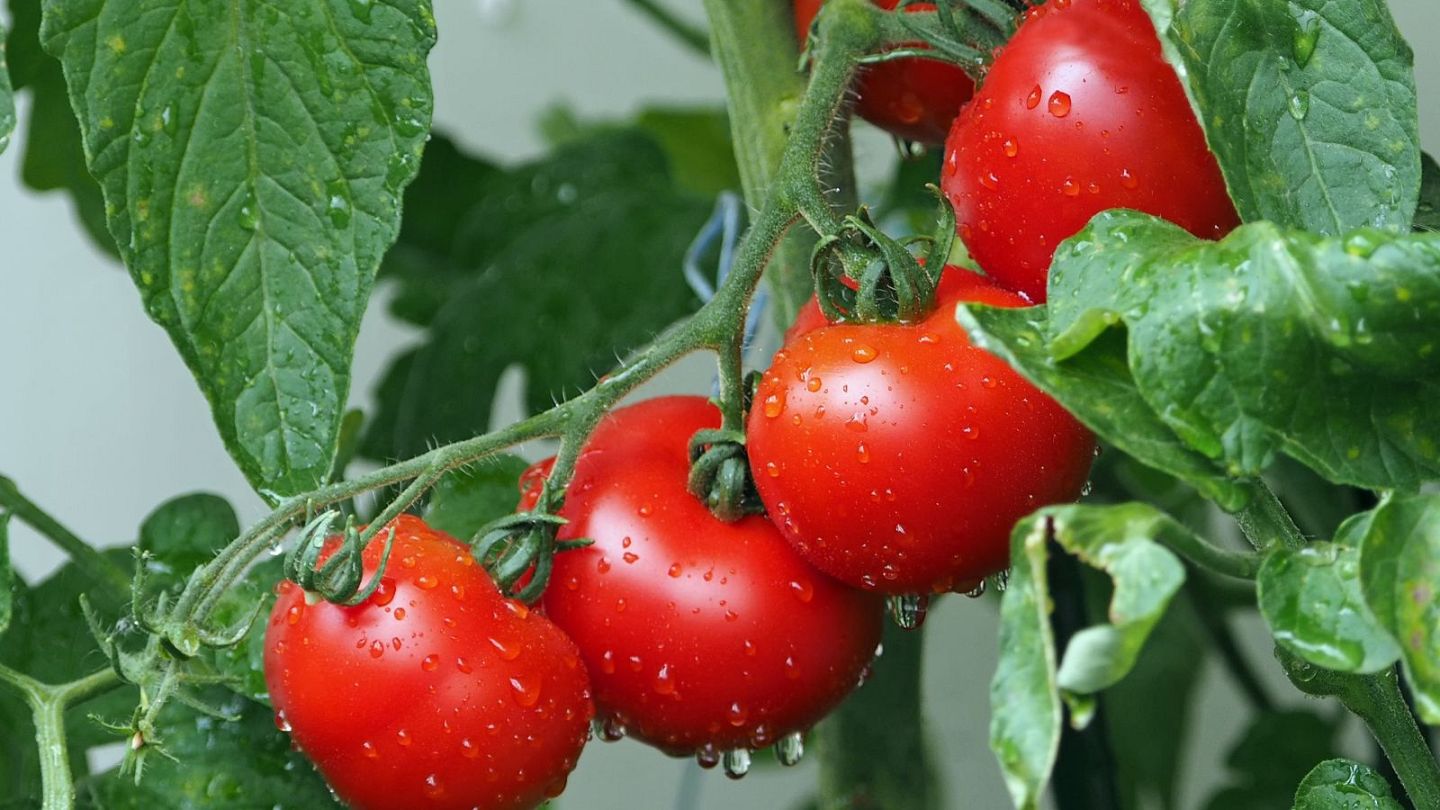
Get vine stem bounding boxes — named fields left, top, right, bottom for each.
left=621, top=0, right=711, bottom=57
left=1237, top=483, right=1440, bottom=808
left=0, top=475, right=130, bottom=596
left=0, top=663, right=123, bottom=810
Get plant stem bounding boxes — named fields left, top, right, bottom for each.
left=0, top=663, right=123, bottom=810
left=1233, top=481, right=1306, bottom=552
left=623, top=0, right=711, bottom=58
left=0, top=475, right=129, bottom=596
left=1337, top=669, right=1440, bottom=810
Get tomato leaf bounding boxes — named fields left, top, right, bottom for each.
left=136, top=493, right=240, bottom=596
left=2, top=0, right=115, bottom=255
left=78, top=695, right=342, bottom=810
left=1147, top=0, right=1419, bottom=235
left=1355, top=494, right=1440, bottom=723
left=1292, top=758, right=1403, bottom=809
left=954, top=305, right=1252, bottom=511
left=1038, top=211, right=1440, bottom=492
left=424, top=455, right=530, bottom=541
left=990, top=503, right=1188, bottom=810
left=39, top=0, right=437, bottom=498
left=364, top=131, right=708, bottom=461
left=1258, top=541, right=1400, bottom=675
left=1200, top=710, right=1341, bottom=809
left=0, top=514, right=11, bottom=638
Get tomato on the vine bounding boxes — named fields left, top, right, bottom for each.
left=940, top=0, right=1238, bottom=302
left=746, top=269, right=1095, bottom=595
left=264, top=515, right=592, bottom=810
left=538, top=396, right=883, bottom=760
left=795, top=0, right=975, bottom=144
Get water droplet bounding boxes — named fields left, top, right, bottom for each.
left=369, top=640, right=385, bottom=658
left=668, top=563, right=684, bottom=578
left=1025, top=85, right=1042, bottom=109
left=599, top=716, right=627, bottom=742
left=509, top=675, right=542, bottom=708
left=696, top=745, right=721, bottom=769
left=597, top=556, right=612, bottom=574
left=286, top=604, right=304, bottom=625
left=790, top=579, right=814, bottom=603
left=1119, top=168, right=1138, bottom=189
left=723, top=748, right=752, bottom=780
left=851, top=344, right=878, bottom=363
left=1288, top=90, right=1310, bottom=120
left=422, top=774, right=444, bottom=799
left=856, top=442, right=871, bottom=464
left=421, top=654, right=439, bottom=672
left=361, top=740, right=378, bottom=759
left=460, top=737, right=480, bottom=759
left=237, top=190, right=259, bottom=231
left=806, top=376, right=823, bottom=392
left=966, top=579, right=988, bottom=598
left=888, top=593, right=930, bottom=630
left=456, top=656, right=473, bottom=674
left=765, top=461, right=781, bottom=478
left=1062, top=177, right=1081, bottom=197
left=622, top=552, right=639, bottom=565
left=324, top=179, right=352, bottom=229
left=416, top=575, right=438, bottom=590
left=1002, top=137, right=1019, bottom=158
left=775, top=731, right=805, bottom=766
left=396, top=728, right=412, bottom=747
left=489, top=637, right=520, bottom=661
left=654, top=664, right=677, bottom=695
left=978, top=171, right=999, bottom=191
left=763, top=393, right=785, bottom=418
left=273, top=710, right=291, bottom=732
left=1048, top=91, right=1072, bottom=117
left=1293, top=10, right=1320, bottom=67
left=727, top=702, right=749, bottom=726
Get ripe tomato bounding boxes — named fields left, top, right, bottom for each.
left=794, top=0, right=975, bottom=144
left=264, top=515, right=592, bottom=810
left=747, top=270, right=1094, bottom=594
left=539, top=397, right=883, bottom=759
left=940, top=0, right=1238, bottom=302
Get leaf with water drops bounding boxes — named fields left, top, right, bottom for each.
left=424, top=455, right=529, bottom=540
left=1150, top=0, right=1419, bottom=234
left=364, top=131, right=707, bottom=461
left=40, top=0, right=437, bottom=496
left=79, top=695, right=343, bottom=809
left=1292, top=758, right=1403, bottom=810
left=0, top=21, right=14, bottom=156
left=990, top=503, right=1187, bottom=808
left=954, top=304, right=1252, bottom=511
left=1355, top=494, right=1440, bottom=723
left=1038, top=211, right=1440, bottom=492
left=1258, top=540, right=1400, bottom=674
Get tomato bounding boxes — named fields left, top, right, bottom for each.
left=783, top=260, right=964, bottom=342
left=538, top=397, right=883, bottom=760
left=747, top=270, right=1094, bottom=594
left=940, top=0, right=1238, bottom=302
left=794, top=0, right=974, bottom=144
left=264, top=515, right=592, bottom=810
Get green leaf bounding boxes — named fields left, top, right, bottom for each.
left=1202, top=710, right=1341, bottom=809
left=955, top=305, right=1252, bottom=511
left=364, top=131, right=708, bottom=461
left=1418, top=153, right=1440, bottom=233
left=989, top=503, right=1187, bottom=809
left=1159, top=0, right=1419, bottom=234
left=539, top=104, right=740, bottom=198
left=79, top=695, right=342, bottom=809
left=40, top=0, right=438, bottom=497
left=424, top=455, right=529, bottom=540
left=0, top=21, right=14, bottom=155
left=1355, top=494, right=1440, bottom=723
left=0, top=514, right=11, bottom=637
left=1038, top=211, right=1440, bottom=492
left=137, top=493, right=240, bottom=595
left=1292, top=758, right=1403, bottom=809
left=817, top=622, right=943, bottom=810
left=3, top=0, right=115, bottom=254
left=1258, top=542, right=1400, bottom=675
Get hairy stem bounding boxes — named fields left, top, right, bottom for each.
left=0, top=476, right=129, bottom=596
left=0, top=664, right=123, bottom=810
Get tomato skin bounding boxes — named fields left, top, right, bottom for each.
left=748, top=271, right=1095, bottom=594
left=264, top=515, right=592, bottom=810
left=940, top=0, right=1238, bottom=302
left=794, top=0, right=974, bottom=144
left=540, top=397, right=883, bottom=755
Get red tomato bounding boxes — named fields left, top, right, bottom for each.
left=539, top=397, right=883, bottom=757
left=795, top=0, right=975, bottom=144
left=784, top=261, right=965, bottom=341
left=264, top=515, right=592, bottom=810
left=940, top=0, right=1238, bottom=302
left=748, top=271, right=1095, bottom=594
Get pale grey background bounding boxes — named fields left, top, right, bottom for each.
left=1, top=1, right=1437, bottom=808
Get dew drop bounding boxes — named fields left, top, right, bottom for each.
left=887, top=593, right=930, bottom=630
left=361, top=740, right=378, bottom=759
left=369, top=640, right=385, bottom=658
left=696, top=745, right=721, bottom=769
left=763, top=393, right=785, bottom=418
left=415, top=575, right=438, bottom=590
left=509, top=675, right=542, bottom=708
left=776, top=731, right=805, bottom=767
left=965, top=579, right=988, bottom=598
left=806, top=376, right=823, bottom=392
left=396, top=728, right=412, bottom=747
left=622, top=552, right=639, bottom=565
left=668, top=563, right=684, bottom=578
left=285, top=604, right=304, bottom=626
left=856, top=442, right=871, bottom=464
left=724, top=748, right=752, bottom=780
left=489, top=637, right=520, bottom=661
left=371, top=578, right=397, bottom=606
left=1061, top=177, right=1081, bottom=197
left=273, top=710, right=291, bottom=732
left=421, top=654, right=440, bottom=672
left=790, top=579, right=814, bottom=603
left=727, top=702, right=749, bottom=726
left=460, top=737, right=480, bottom=759
left=978, top=171, right=999, bottom=191
left=1120, top=168, right=1138, bottom=189
left=1002, top=137, right=1019, bottom=158
left=851, top=344, right=878, bottom=363
left=654, top=664, right=677, bottom=696
left=1025, top=85, right=1042, bottom=109
left=1048, top=91, right=1072, bottom=117
left=422, top=774, right=444, bottom=799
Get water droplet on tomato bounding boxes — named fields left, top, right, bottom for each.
left=723, top=748, right=752, bottom=779
left=285, top=604, right=304, bottom=625
left=1002, top=137, right=1019, bottom=158
left=1025, top=85, right=1042, bottom=109
left=978, top=171, right=999, bottom=191
left=856, top=443, right=871, bottom=464
left=784, top=656, right=801, bottom=680
left=371, top=578, right=397, bottom=606
left=361, top=740, right=378, bottom=759
left=489, top=637, right=520, bottom=661
left=888, top=593, right=930, bottom=630
left=806, top=376, right=823, bottom=392
left=416, top=575, right=438, bottom=590
left=961, top=424, right=980, bottom=440
left=1048, top=91, right=1072, bottom=117
left=509, top=675, right=542, bottom=708
left=421, top=654, right=440, bottom=672
left=763, top=393, right=785, bottom=418
left=965, top=579, right=988, bottom=598
left=456, top=657, right=473, bottom=674
left=696, top=745, right=721, bottom=769
left=1062, top=177, right=1081, bottom=197
left=727, top=702, right=749, bottom=726
left=274, top=710, right=291, bottom=732
left=369, top=640, right=385, bottom=658
left=597, top=556, right=612, bottom=574
left=622, top=552, right=639, bottom=564
left=790, top=579, right=814, bottom=603
left=776, top=731, right=805, bottom=766
left=460, top=737, right=480, bottom=759
left=396, top=728, right=412, bottom=747
left=654, top=664, right=677, bottom=695
left=851, top=344, right=878, bottom=363
left=422, top=774, right=444, bottom=799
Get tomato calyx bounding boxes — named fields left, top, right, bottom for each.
left=868, top=0, right=1015, bottom=77
left=686, top=427, right=766, bottom=522
left=471, top=510, right=593, bottom=603
left=282, top=510, right=397, bottom=606
left=810, top=195, right=955, bottom=325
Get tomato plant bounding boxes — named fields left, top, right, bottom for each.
left=264, top=515, right=592, bottom=810
left=747, top=270, right=1094, bottom=595
left=3, top=0, right=1439, bottom=808
left=940, top=0, right=1239, bottom=302
left=794, top=0, right=975, bottom=144
left=539, top=397, right=884, bottom=764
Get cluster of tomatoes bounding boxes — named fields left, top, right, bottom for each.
left=262, top=1, right=1240, bottom=808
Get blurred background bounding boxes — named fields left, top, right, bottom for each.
left=2, top=1, right=1437, bottom=807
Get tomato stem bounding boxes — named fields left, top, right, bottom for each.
left=622, top=0, right=712, bottom=58
left=0, top=663, right=123, bottom=810
left=0, top=475, right=130, bottom=597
